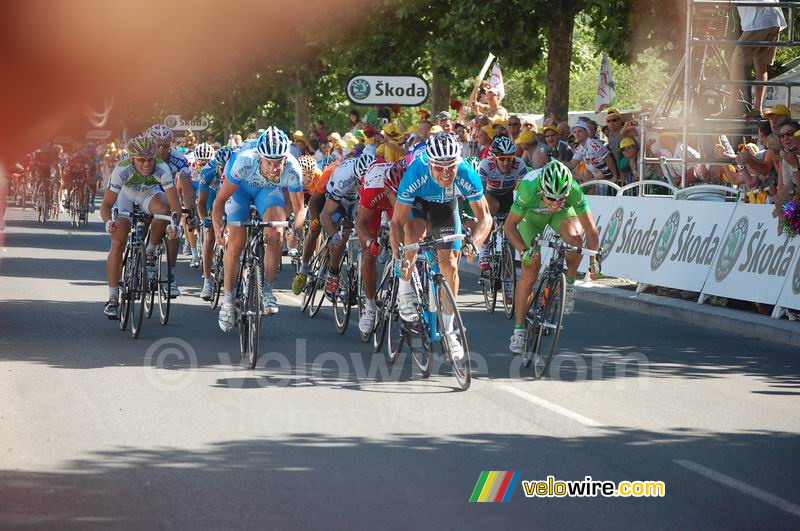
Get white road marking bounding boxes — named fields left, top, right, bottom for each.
left=497, top=384, right=603, bottom=427
left=673, top=459, right=800, bottom=517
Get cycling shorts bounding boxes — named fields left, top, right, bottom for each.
left=410, top=198, right=462, bottom=251
left=486, top=188, right=514, bottom=216
left=518, top=208, right=578, bottom=252
left=224, top=185, right=285, bottom=223
left=115, top=187, right=165, bottom=216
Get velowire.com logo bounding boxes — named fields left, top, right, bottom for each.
left=469, top=471, right=521, bottom=503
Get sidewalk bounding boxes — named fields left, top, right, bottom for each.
left=459, top=261, right=800, bottom=348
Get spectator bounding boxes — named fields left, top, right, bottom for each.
left=557, top=121, right=571, bottom=144
left=776, top=121, right=800, bottom=206
left=348, top=110, right=363, bottom=133
left=435, top=111, right=453, bottom=133
left=521, top=117, right=536, bottom=132
left=605, top=108, right=625, bottom=162
left=650, top=133, right=705, bottom=186
left=418, top=120, right=433, bottom=141
left=291, top=130, right=307, bottom=158
left=377, top=124, right=405, bottom=162
left=515, top=129, right=538, bottom=167
left=727, top=2, right=787, bottom=118
left=765, top=104, right=791, bottom=133
left=477, top=124, right=494, bottom=159
left=315, top=120, right=328, bottom=144
left=618, top=137, right=639, bottom=185
left=506, top=115, right=522, bottom=143
left=493, top=120, right=508, bottom=138
left=469, top=85, right=509, bottom=122
left=542, top=125, right=574, bottom=162
left=566, top=120, right=622, bottom=185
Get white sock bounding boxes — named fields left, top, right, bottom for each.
left=398, top=278, right=412, bottom=296
left=442, top=312, right=454, bottom=333
left=146, top=243, right=157, bottom=256
left=191, top=248, right=198, bottom=259
left=109, top=287, right=119, bottom=299
left=223, top=291, right=234, bottom=304
left=366, top=298, right=377, bottom=310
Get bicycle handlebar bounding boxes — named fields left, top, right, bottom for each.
left=537, top=237, right=600, bottom=258
left=226, top=220, right=290, bottom=228
left=112, top=208, right=176, bottom=225
left=399, top=233, right=465, bottom=253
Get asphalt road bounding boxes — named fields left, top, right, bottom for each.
left=2, top=205, right=800, bottom=530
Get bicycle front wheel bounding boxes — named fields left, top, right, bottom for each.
left=524, top=273, right=565, bottom=379
left=436, top=278, right=471, bottom=391
left=307, top=251, right=328, bottom=318
left=332, top=254, right=352, bottom=334
left=210, top=245, right=224, bottom=309
left=501, top=242, right=516, bottom=319
left=244, top=262, right=262, bottom=369
left=372, top=262, right=393, bottom=353
left=119, top=245, right=132, bottom=331
left=130, top=243, right=146, bottom=338
left=157, top=241, right=172, bottom=325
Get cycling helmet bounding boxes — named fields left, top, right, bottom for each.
left=256, top=126, right=290, bottom=159
left=214, top=146, right=233, bottom=167
left=126, top=135, right=157, bottom=158
left=491, top=135, right=516, bottom=156
left=425, top=132, right=461, bottom=163
left=146, top=123, right=173, bottom=141
left=540, top=159, right=572, bottom=199
left=465, top=155, right=481, bottom=171
left=385, top=159, right=406, bottom=194
left=298, top=154, right=317, bottom=175
left=354, top=152, right=375, bottom=179
left=194, top=143, right=215, bottom=161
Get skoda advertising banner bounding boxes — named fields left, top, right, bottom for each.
left=775, top=237, right=800, bottom=311
left=702, top=203, right=800, bottom=305
left=346, top=75, right=429, bottom=106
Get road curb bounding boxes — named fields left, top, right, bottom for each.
left=458, top=260, right=800, bottom=347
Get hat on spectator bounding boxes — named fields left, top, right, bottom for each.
left=765, top=104, right=792, bottom=118
left=620, top=137, right=636, bottom=149
left=515, top=130, right=536, bottom=145
left=480, top=124, right=495, bottom=140
left=354, top=130, right=366, bottom=142
left=430, top=125, right=444, bottom=134
left=434, top=111, right=450, bottom=122
left=405, top=124, right=420, bottom=135
left=605, top=108, right=621, bottom=121
left=486, top=87, right=500, bottom=95
left=292, top=130, right=305, bottom=140
left=571, top=120, right=591, bottom=133
left=328, top=132, right=341, bottom=142
left=542, top=125, right=558, bottom=135
left=334, top=138, right=347, bottom=149
left=383, top=123, right=400, bottom=137
left=493, top=117, right=507, bottom=126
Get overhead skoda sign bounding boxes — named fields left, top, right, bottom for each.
left=164, top=115, right=210, bottom=131
left=346, top=75, right=429, bottom=106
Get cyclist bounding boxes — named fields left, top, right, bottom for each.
left=321, top=152, right=375, bottom=299
left=63, top=149, right=90, bottom=213
left=354, top=159, right=404, bottom=334
left=100, top=135, right=183, bottom=319
left=83, top=142, right=102, bottom=209
left=185, top=143, right=215, bottom=268
left=146, top=124, right=195, bottom=253
left=198, top=146, right=231, bottom=300
left=504, top=159, right=601, bottom=354
left=290, top=158, right=340, bottom=295
left=390, top=132, right=492, bottom=360
left=477, top=135, right=529, bottom=270
left=212, top=127, right=306, bottom=331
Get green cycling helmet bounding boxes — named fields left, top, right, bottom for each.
left=126, top=135, right=157, bottom=158
left=540, top=159, right=572, bottom=199
left=465, top=155, right=481, bottom=172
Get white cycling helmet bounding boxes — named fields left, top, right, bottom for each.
left=194, top=143, right=215, bottom=161
left=257, top=126, right=290, bottom=159
left=491, top=135, right=516, bottom=156
left=354, top=152, right=375, bottom=179
left=426, top=132, right=461, bottom=164
left=146, top=123, right=174, bottom=142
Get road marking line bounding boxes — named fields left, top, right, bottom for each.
left=673, top=459, right=800, bottom=517
left=497, top=384, right=603, bottom=427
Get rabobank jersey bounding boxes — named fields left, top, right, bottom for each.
left=404, top=141, right=427, bottom=166
left=478, top=156, right=528, bottom=192
left=325, top=158, right=359, bottom=203
left=108, top=159, right=175, bottom=193
left=397, top=153, right=483, bottom=205
left=226, top=147, right=303, bottom=193
left=166, top=149, right=192, bottom=180
left=198, top=160, right=222, bottom=192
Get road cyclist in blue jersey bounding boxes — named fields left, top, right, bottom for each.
left=197, top=146, right=232, bottom=300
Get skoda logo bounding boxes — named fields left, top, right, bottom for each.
left=792, top=249, right=800, bottom=295
left=349, top=78, right=371, bottom=101
left=164, top=116, right=179, bottom=129
left=600, top=207, right=624, bottom=257
left=651, top=210, right=680, bottom=271
left=715, top=216, right=748, bottom=282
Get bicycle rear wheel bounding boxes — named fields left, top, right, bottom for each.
left=405, top=318, right=431, bottom=377
left=501, top=242, right=516, bottom=319
left=244, top=262, right=262, bottom=369
left=372, top=262, right=393, bottom=353
left=480, top=259, right=497, bottom=314
left=238, top=268, right=250, bottom=356
left=130, top=243, right=146, bottom=338
left=158, top=241, right=172, bottom=325
left=333, top=254, right=352, bottom=334
left=436, top=278, right=471, bottom=391
left=523, top=273, right=565, bottom=379
left=119, top=246, right=132, bottom=331
left=210, top=245, right=224, bottom=309
left=308, top=251, right=329, bottom=318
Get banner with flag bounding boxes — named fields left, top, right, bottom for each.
left=595, top=53, right=616, bottom=112
left=489, top=60, right=506, bottom=101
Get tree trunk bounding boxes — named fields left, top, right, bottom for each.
left=294, top=70, right=310, bottom=133
left=430, top=51, right=450, bottom=116
left=544, top=1, right=581, bottom=121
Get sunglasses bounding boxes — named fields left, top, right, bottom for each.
left=543, top=194, right=566, bottom=202
left=508, top=122, right=521, bottom=127
left=778, top=132, right=797, bottom=138
left=156, top=143, right=171, bottom=150
left=607, top=118, right=620, bottom=123
left=495, top=155, right=515, bottom=162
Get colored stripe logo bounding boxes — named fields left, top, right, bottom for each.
left=469, top=471, right=521, bottom=502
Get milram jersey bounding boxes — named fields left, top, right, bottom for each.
left=198, top=159, right=222, bottom=192
left=108, top=159, right=175, bottom=193
left=325, top=158, right=360, bottom=203
left=226, top=146, right=303, bottom=193
left=165, top=149, right=192, bottom=180
left=478, top=156, right=528, bottom=192
left=397, top=153, right=483, bottom=205
left=359, top=162, right=393, bottom=213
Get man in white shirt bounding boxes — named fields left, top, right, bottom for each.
left=728, top=0, right=787, bottom=117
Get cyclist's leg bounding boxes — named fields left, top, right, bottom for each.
left=257, top=187, right=288, bottom=285
left=202, top=190, right=217, bottom=280
left=301, top=192, right=324, bottom=266
left=328, top=204, right=348, bottom=271
left=552, top=208, right=581, bottom=279
left=107, top=190, right=134, bottom=291
left=144, top=191, right=176, bottom=266
left=514, top=214, right=547, bottom=327
left=360, top=212, right=381, bottom=301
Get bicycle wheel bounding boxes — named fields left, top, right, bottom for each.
left=405, top=317, right=431, bottom=377
left=523, top=273, right=565, bottom=379
left=130, top=243, right=146, bottom=338
left=372, top=262, right=393, bottom=353
left=144, top=273, right=155, bottom=319
left=383, top=280, right=404, bottom=364
left=300, top=247, right=321, bottom=313
left=210, top=245, right=224, bottom=309
left=157, top=241, right=172, bottom=325
left=501, top=242, right=516, bottom=319
left=119, top=246, right=132, bottom=331
left=332, top=254, right=352, bottom=334
left=436, top=278, right=471, bottom=391
left=481, top=243, right=497, bottom=313
left=244, top=262, right=262, bottom=369
left=238, top=267, right=250, bottom=356
left=308, top=251, right=329, bottom=318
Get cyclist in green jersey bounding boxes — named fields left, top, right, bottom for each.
left=504, top=160, right=601, bottom=354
